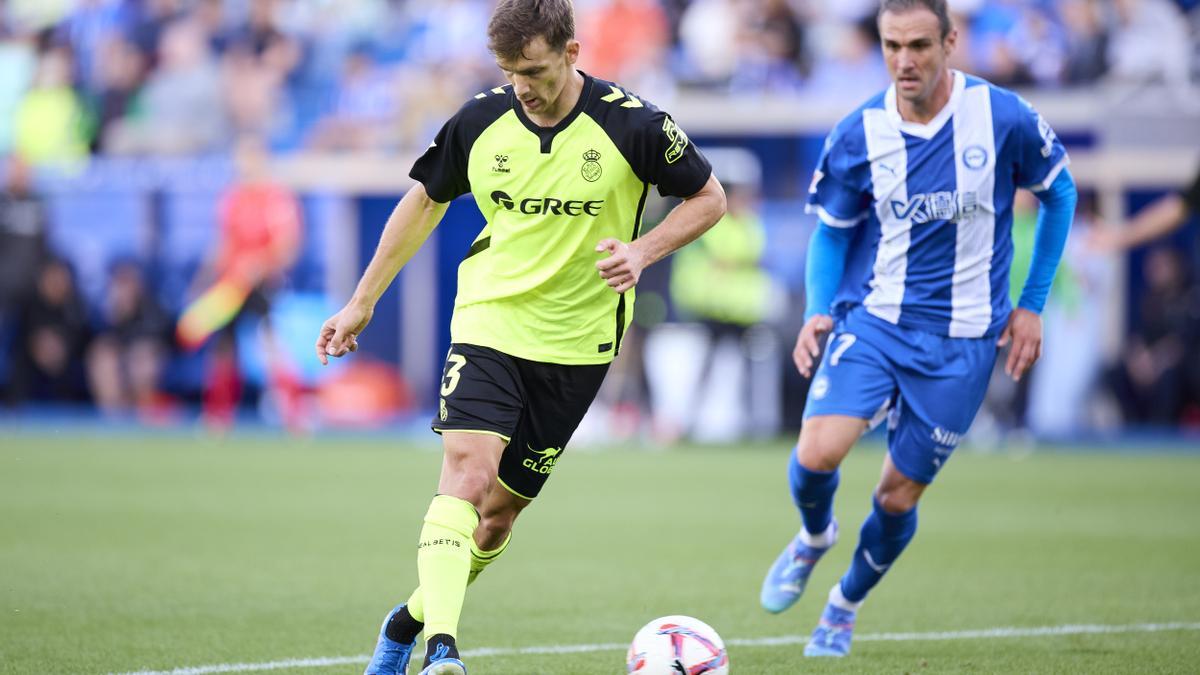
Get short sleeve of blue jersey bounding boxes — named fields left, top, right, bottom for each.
left=1013, top=97, right=1069, bottom=192
left=805, top=129, right=870, bottom=228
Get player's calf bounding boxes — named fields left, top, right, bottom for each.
left=761, top=450, right=842, bottom=613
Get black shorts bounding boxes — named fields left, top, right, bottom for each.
left=431, top=343, right=609, bottom=500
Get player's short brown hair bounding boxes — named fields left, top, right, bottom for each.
left=487, top=0, right=575, bottom=62
left=878, top=0, right=953, bottom=40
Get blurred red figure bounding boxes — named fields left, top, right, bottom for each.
left=580, top=0, right=668, bottom=82
left=189, top=136, right=304, bottom=432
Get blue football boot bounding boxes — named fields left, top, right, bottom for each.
left=804, top=601, right=856, bottom=657
left=760, top=520, right=837, bottom=613
left=364, top=604, right=417, bottom=675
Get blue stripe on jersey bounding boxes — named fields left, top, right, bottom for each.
left=899, top=122, right=958, bottom=329
left=807, top=71, right=1069, bottom=337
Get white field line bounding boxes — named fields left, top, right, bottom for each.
left=114, top=621, right=1200, bottom=675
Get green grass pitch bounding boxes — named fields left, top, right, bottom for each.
left=2, top=433, right=1199, bottom=674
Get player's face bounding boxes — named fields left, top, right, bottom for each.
left=879, top=8, right=956, bottom=106
left=497, top=35, right=580, bottom=117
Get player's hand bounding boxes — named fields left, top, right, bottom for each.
left=793, top=314, right=834, bottom=378
left=594, top=238, right=647, bottom=293
left=315, top=302, right=372, bottom=365
left=997, top=307, right=1042, bottom=382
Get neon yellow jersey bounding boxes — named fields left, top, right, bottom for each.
left=410, top=73, right=712, bottom=365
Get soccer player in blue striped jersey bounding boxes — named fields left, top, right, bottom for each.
left=759, top=0, right=1077, bottom=658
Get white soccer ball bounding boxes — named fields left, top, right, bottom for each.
left=626, top=615, right=729, bottom=674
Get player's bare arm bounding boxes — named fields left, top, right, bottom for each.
left=316, top=183, right=449, bottom=365
left=594, top=173, right=726, bottom=293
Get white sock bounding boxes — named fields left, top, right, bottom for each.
left=799, top=520, right=838, bottom=549
left=829, top=583, right=863, bottom=612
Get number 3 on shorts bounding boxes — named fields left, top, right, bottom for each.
left=829, top=334, right=857, bottom=367
left=441, top=353, right=467, bottom=396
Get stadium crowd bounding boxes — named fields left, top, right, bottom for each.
left=1, top=0, right=1199, bottom=435
left=0, top=0, right=1197, bottom=161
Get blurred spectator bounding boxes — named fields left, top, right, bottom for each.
left=733, top=0, right=811, bottom=91
left=129, top=0, right=186, bottom=68
left=1006, top=6, right=1066, bottom=87
left=0, top=30, right=37, bottom=154
left=1090, top=163, right=1200, bottom=428
left=1105, top=247, right=1199, bottom=425
left=579, top=0, right=669, bottom=86
left=666, top=176, right=782, bottom=441
left=89, top=34, right=145, bottom=153
left=13, top=44, right=90, bottom=164
left=1107, top=0, right=1191, bottom=87
left=802, top=17, right=888, bottom=103
left=4, top=258, right=90, bottom=405
left=677, top=0, right=740, bottom=87
left=106, top=18, right=227, bottom=155
left=86, top=261, right=170, bottom=415
left=55, top=0, right=130, bottom=95
left=1026, top=198, right=1113, bottom=437
left=222, top=42, right=291, bottom=145
left=306, top=46, right=399, bottom=152
left=1090, top=161, right=1200, bottom=256
left=225, top=0, right=293, bottom=60
left=0, top=155, right=48, bottom=318
left=1059, top=0, right=1109, bottom=85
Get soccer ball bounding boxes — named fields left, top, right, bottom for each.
left=626, top=615, right=729, bottom=674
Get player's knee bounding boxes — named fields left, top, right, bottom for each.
left=874, top=483, right=922, bottom=514
left=796, top=422, right=857, bottom=472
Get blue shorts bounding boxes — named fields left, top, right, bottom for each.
left=803, top=306, right=997, bottom=484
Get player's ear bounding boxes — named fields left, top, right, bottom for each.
left=565, top=39, right=580, bottom=66
left=943, top=26, right=958, bottom=56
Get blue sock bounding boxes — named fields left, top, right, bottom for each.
left=788, top=449, right=839, bottom=536
left=840, top=498, right=918, bottom=603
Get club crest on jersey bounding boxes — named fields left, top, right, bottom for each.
left=492, top=154, right=511, bottom=174
left=581, top=149, right=603, bottom=182
left=963, top=145, right=988, bottom=170
left=890, top=190, right=979, bottom=224
left=662, top=117, right=689, bottom=164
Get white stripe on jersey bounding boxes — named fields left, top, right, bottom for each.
left=814, top=205, right=867, bottom=229
left=949, top=84, right=997, bottom=338
left=862, top=108, right=909, bottom=324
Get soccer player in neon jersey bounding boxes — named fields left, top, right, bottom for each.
left=759, top=0, right=1076, bottom=658
left=314, top=1, right=725, bottom=672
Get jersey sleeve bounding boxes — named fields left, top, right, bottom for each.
left=628, top=110, right=712, bottom=198
left=1180, top=163, right=1200, bottom=216
left=804, top=129, right=870, bottom=228
left=1014, top=97, right=1070, bottom=192
left=409, top=109, right=475, bottom=203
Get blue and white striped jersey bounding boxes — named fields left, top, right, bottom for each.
left=806, top=70, right=1069, bottom=338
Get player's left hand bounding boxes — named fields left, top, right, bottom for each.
left=997, top=308, right=1042, bottom=382
left=595, top=238, right=647, bottom=293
